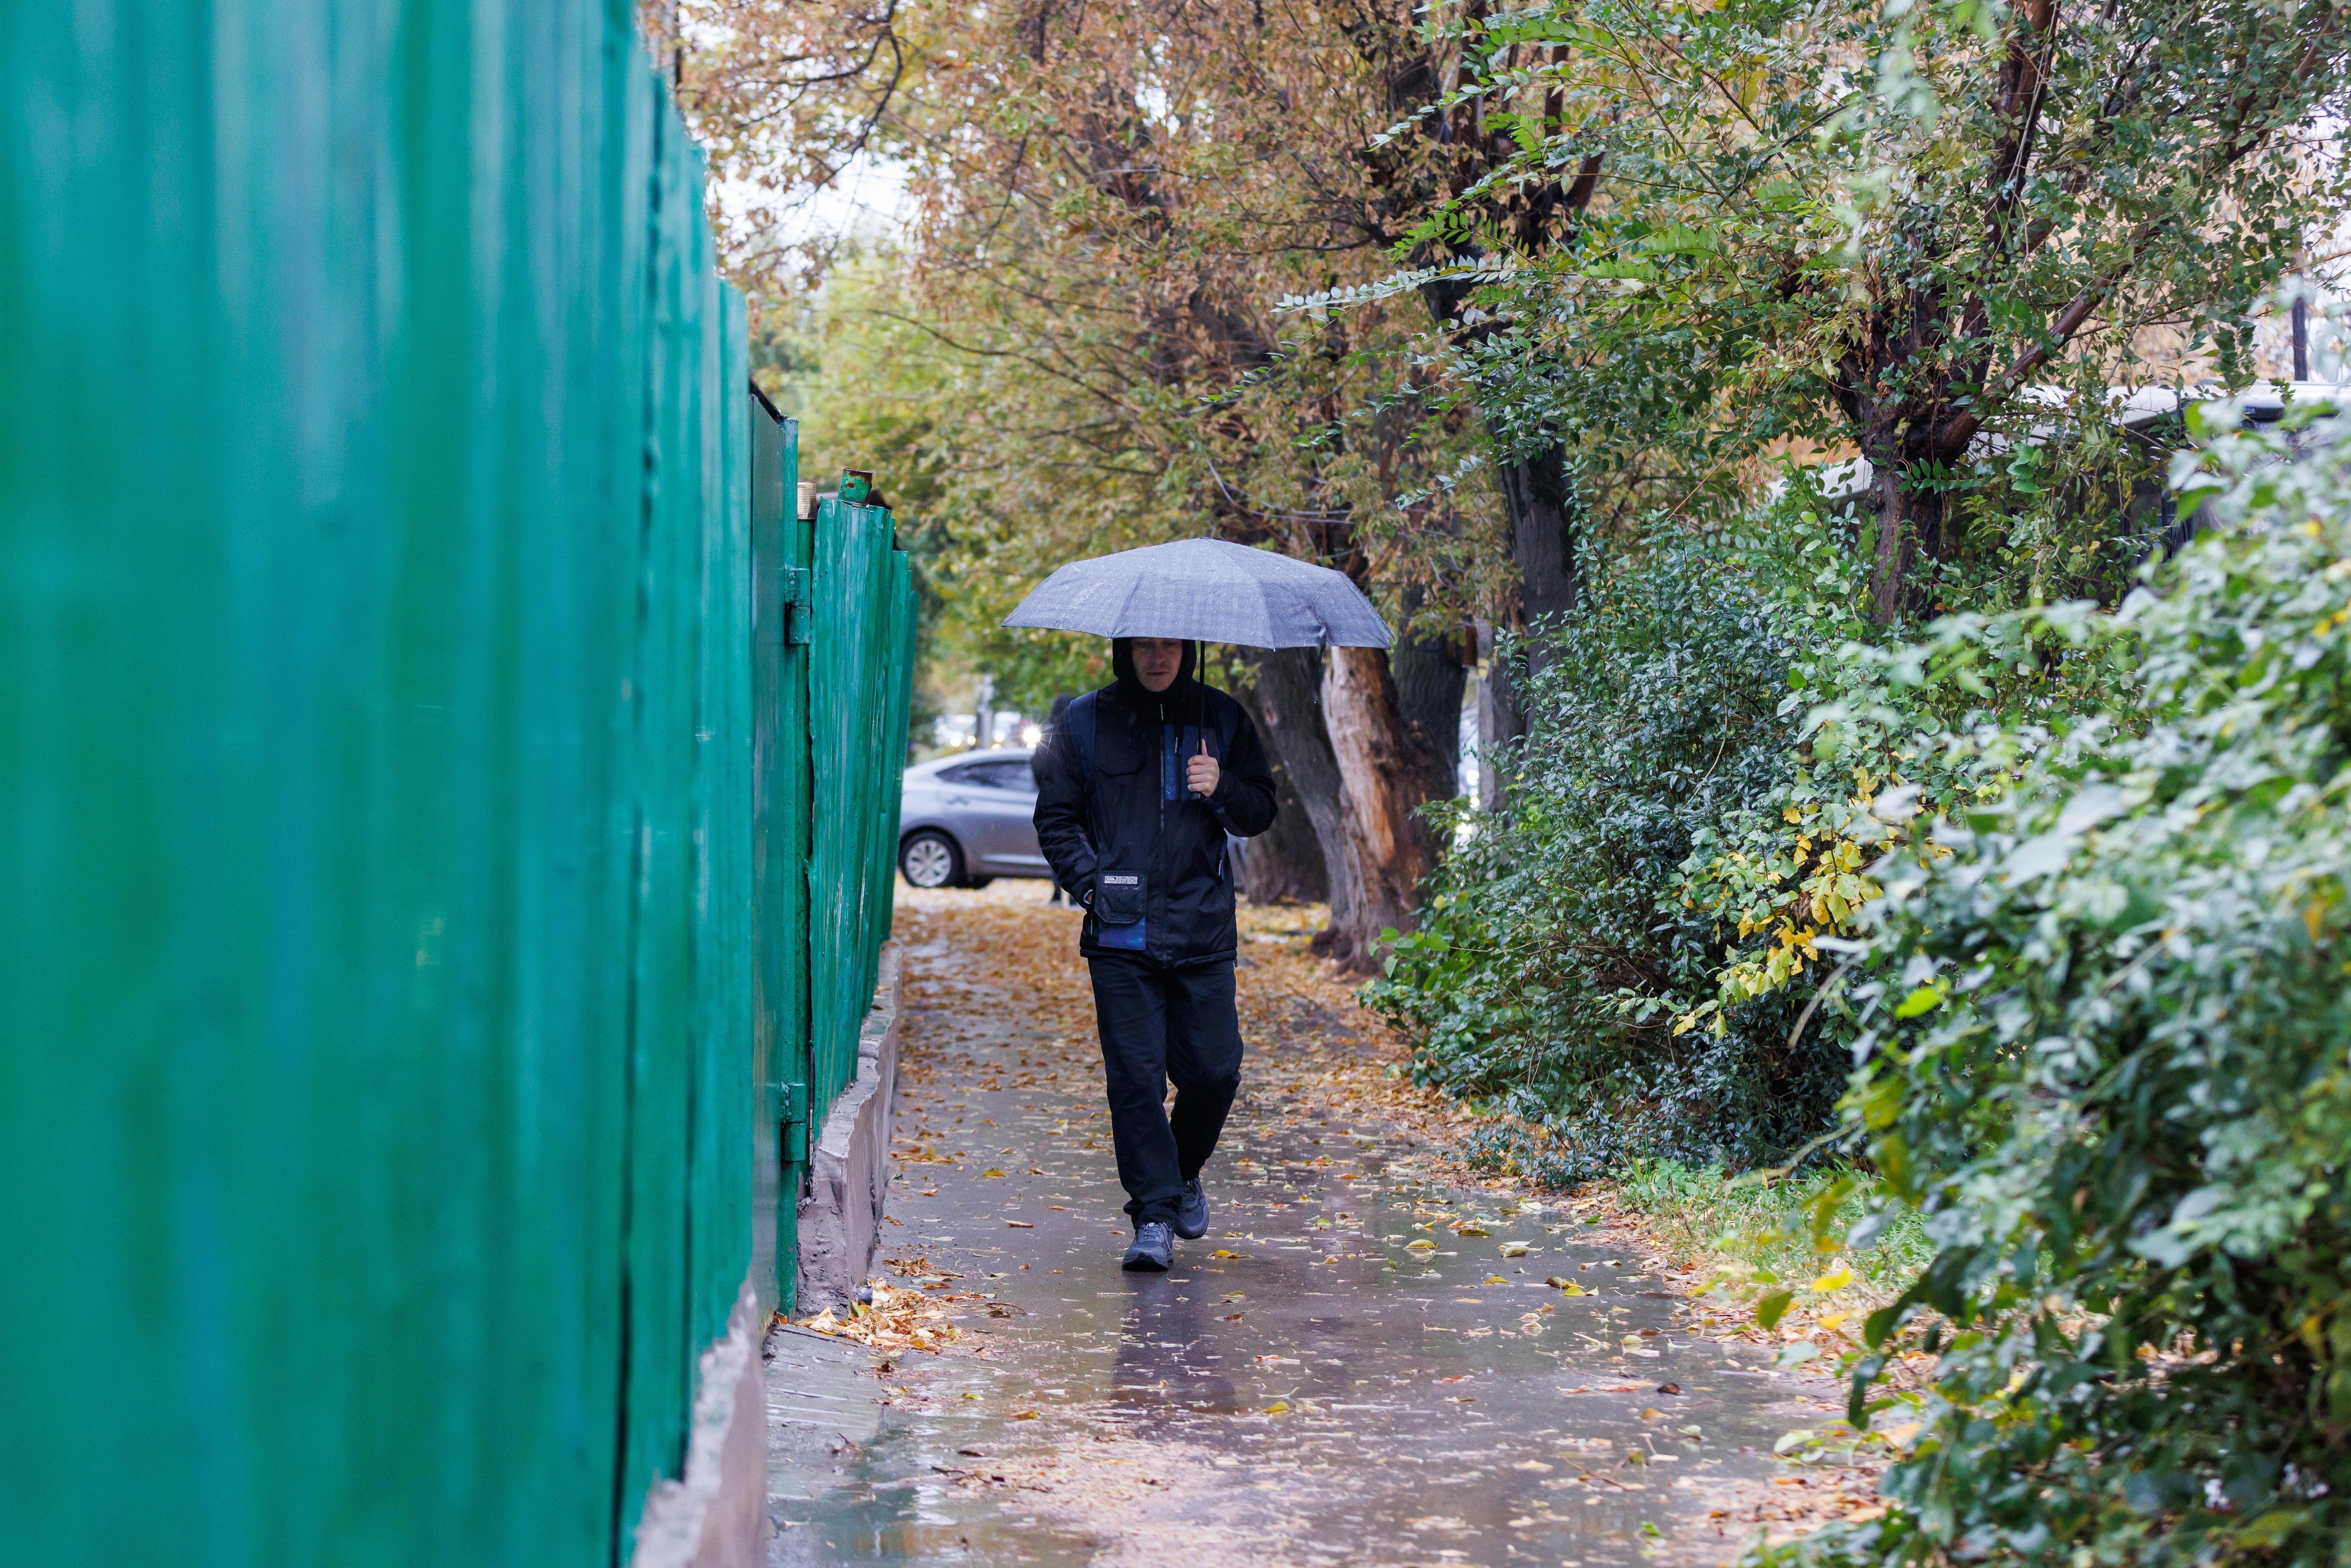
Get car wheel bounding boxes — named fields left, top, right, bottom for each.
left=899, top=830, right=962, bottom=889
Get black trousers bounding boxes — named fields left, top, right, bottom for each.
left=1086, top=954, right=1244, bottom=1228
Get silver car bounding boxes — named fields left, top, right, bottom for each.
left=897, top=749, right=1054, bottom=888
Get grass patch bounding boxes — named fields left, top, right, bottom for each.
left=1605, top=1156, right=1932, bottom=1292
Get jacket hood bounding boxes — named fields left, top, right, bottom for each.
left=1109, top=638, right=1199, bottom=701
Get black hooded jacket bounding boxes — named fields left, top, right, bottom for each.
left=1031, top=640, right=1278, bottom=966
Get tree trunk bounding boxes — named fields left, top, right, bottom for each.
left=1235, top=646, right=1365, bottom=960
left=1421, top=274, right=1586, bottom=765
left=1225, top=672, right=1329, bottom=904
left=1495, top=443, right=1583, bottom=641
left=1318, top=645, right=1446, bottom=975
left=1474, top=644, right=1517, bottom=812
left=1867, top=451, right=1945, bottom=624
left=1869, top=462, right=1910, bottom=625
left=1390, top=592, right=1467, bottom=802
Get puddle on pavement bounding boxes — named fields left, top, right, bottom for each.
left=770, top=902, right=1827, bottom=1566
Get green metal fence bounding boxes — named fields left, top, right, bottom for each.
left=1, top=2, right=913, bottom=1564
left=748, top=419, right=921, bottom=1311
left=812, top=496, right=923, bottom=1118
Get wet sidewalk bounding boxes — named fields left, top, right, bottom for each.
left=767, top=887, right=1838, bottom=1567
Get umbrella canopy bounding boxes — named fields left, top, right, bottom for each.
left=1000, top=537, right=1391, bottom=650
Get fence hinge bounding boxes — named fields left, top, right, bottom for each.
left=780, top=1080, right=810, bottom=1163
left=780, top=566, right=813, bottom=646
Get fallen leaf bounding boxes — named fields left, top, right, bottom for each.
left=982, top=1169, right=1007, bottom=1178
left=1498, top=1241, right=1530, bottom=1258
left=1546, top=1277, right=1586, bottom=1295
left=1263, top=1400, right=1290, bottom=1415
left=1005, top=1220, right=1035, bottom=1229
left=1012, top=1410, right=1039, bottom=1420
left=1656, top=1383, right=1681, bottom=1395
left=1211, top=1248, right=1240, bottom=1258
left=1810, top=1266, right=1855, bottom=1292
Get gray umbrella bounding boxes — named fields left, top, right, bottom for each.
left=1000, top=538, right=1392, bottom=649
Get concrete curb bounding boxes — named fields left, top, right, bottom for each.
left=793, top=942, right=905, bottom=1314
left=630, top=1271, right=770, bottom=1568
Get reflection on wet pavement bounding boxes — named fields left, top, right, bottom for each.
left=769, top=890, right=1825, bottom=1566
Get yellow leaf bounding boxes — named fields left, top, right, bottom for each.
left=1499, top=1241, right=1530, bottom=1257
left=1211, top=1248, right=1240, bottom=1258
left=1811, top=1266, right=1856, bottom=1292
left=1012, top=1410, right=1039, bottom=1420
left=1819, top=1312, right=1850, bottom=1332
left=982, top=1168, right=1006, bottom=1178
left=1263, top=1400, right=1290, bottom=1415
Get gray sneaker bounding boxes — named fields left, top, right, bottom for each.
left=1175, top=1178, right=1208, bottom=1240
left=1122, top=1221, right=1175, bottom=1271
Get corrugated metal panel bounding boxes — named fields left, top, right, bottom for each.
left=806, top=498, right=917, bottom=1118
left=0, top=2, right=909, bottom=1562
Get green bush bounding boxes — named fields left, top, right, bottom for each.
left=1762, top=413, right=2351, bottom=1567
left=1363, top=534, right=1849, bottom=1174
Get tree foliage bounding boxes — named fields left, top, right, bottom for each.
left=1758, top=410, right=2351, bottom=1567
left=1335, top=0, right=2350, bottom=619
left=1363, top=532, right=1846, bottom=1171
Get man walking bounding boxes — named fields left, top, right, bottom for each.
left=1031, top=637, right=1278, bottom=1270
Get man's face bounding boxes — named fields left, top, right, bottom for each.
left=1130, top=638, right=1184, bottom=693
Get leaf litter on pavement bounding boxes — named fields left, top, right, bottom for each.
left=787, top=881, right=1891, bottom=1564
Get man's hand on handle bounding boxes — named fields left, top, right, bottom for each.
left=1186, top=735, right=1220, bottom=799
